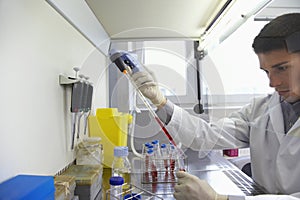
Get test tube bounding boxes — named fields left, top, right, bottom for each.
left=169, top=144, right=176, bottom=171
left=147, top=149, right=158, bottom=182
left=144, top=148, right=151, bottom=173
left=144, top=148, right=152, bottom=183
left=161, top=143, right=169, bottom=171
left=151, top=140, right=161, bottom=158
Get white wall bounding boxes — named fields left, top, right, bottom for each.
left=0, top=0, right=108, bottom=183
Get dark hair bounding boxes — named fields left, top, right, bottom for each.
left=286, top=31, right=300, bottom=53
left=252, top=13, right=300, bottom=54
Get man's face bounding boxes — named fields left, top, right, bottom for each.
left=257, top=49, right=300, bottom=103
left=290, top=53, right=300, bottom=96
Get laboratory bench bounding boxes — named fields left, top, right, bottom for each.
left=101, top=149, right=263, bottom=200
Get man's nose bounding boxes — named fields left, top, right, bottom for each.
left=269, top=73, right=281, bottom=88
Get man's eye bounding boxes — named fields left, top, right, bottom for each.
left=277, top=65, right=288, bottom=71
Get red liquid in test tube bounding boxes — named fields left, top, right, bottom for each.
left=151, top=163, right=158, bottom=182
left=146, top=149, right=157, bottom=182
left=161, top=143, right=169, bottom=170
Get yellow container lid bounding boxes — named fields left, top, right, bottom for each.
left=96, top=108, right=118, bottom=118
left=96, top=108, right=132, bottom=124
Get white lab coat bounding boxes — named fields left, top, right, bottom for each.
left=166, top=92, right=300, bottom=200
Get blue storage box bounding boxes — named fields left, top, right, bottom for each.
left=0, top=174, right=55, bottom=200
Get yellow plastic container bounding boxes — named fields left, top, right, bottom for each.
left=88, top=108, right=132, bottom=168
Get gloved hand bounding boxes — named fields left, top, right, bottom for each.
left=174, top=171, right=228, bottom=200
left=131, top=67, right=167, bottom=108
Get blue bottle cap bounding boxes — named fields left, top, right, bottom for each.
left=124, top=193, right=141, bottom=200
left=144, top=142, right=151, bottom=147
left=147, top=149, right=154, bottom=154
left=151, top=140, right=159, bottom=144
left=161, top=143, right=166, bottom=148
left=109, top=176, right=124, bottom=186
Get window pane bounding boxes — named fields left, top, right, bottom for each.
left=204, top=18, right=274, bottom=96
left=143, top=41, right=188, bottom=96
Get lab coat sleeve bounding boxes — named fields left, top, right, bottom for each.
left=224, top=191, right=300, bottom=200
left=165, top=100, right=256, bottom=151
left=227, top=187, right=300, bottom=200
left=227, top=192, right=300, bottom=199
left=245, top=194, right=300, bottom=200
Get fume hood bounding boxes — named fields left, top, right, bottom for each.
left=46, top=0, right=299, bottom=56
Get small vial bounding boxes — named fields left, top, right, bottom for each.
left=109, top=176, right=124, bottom=200
left=178, top=157, right=186, bottom=172
left=169, top=144, right=176, bottom=171
left=144, top=148, right=153, bottom=183
left=151, top=140, right=161, bottom=157
left=161, top=143, right=169, bottom=170
left=112, top=146, right=131, bottom=190
left=147, top=149, right=158, bottom=182
left=173, top=144, right=186, bottom=171
left=169, top=144, right=186, bottom=172
left=145, top=149, right=151, bottom=172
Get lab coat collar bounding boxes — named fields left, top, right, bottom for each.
left=287, top=116, right=300, bottom=135
left=268, top=92, right=285, bottom=142
left=278, top=96, right=300, bottom=134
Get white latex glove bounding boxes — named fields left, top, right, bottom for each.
left=174, top=171, right=228, bottom=200
left=131, top=68, right=166, bottom=108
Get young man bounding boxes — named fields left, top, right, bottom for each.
left=132, top=13, right=300, bottom=200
